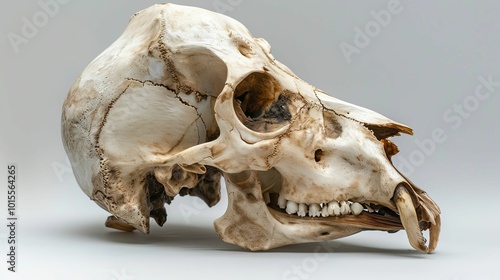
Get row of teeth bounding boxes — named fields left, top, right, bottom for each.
left=276, top=195, right=364, bottom=217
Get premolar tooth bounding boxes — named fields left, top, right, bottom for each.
left=328, top=201, right=340, bottom=216
left=350, top=202, right=363, bottom=215
left=340, top=201, right=351, bottom=215
left=286, top=201, right=299, bottom=214
left=297, top=203, right=308, bottom=217
left=278, top=196, right=287, bottom=209
left=321, top=205, right=329, bottom=217
left=309, top=203, right=321, bottom=217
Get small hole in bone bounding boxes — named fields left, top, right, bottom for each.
left=171, top=165, right=184, bottom=181
left=320, top=232, right=329, bottom=236
left=314, top=149, right=323, bottom=162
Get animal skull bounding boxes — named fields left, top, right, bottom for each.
left=62, top=3, right=440, bottom=253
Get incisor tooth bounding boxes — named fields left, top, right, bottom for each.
left=309, top=203, right=321, bottom=217
left=286, top=201, right=299, bottom=214
left=278, top=196, right=287, bottom=209
left=351, top=202, right=363, bottom=215
left=297, top=203, right=307, bottom=217
left=340, top=201, right=351, bottom=215
left=328, top=201, right=340, bottom=216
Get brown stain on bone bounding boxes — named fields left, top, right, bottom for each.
left=322, top=110, right=343, bottom=139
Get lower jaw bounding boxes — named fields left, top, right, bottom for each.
left=265, top=193, right=404, bottom=232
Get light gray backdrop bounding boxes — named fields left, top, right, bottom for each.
left=1, top=1, right=499, bottom=279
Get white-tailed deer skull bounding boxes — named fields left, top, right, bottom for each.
left=62, top=3, right=440, bottom=253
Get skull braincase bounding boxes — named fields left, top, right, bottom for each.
left=62, top=3, right=440, bottom=253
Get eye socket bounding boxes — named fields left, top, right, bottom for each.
left=233, top=72, right=291, bottom=132
left=234, top=72, right=281, bottom=119
left=314, top=149, right=323, bottom=162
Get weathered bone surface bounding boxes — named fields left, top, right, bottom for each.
left=61, top=3, right=441, bottom=253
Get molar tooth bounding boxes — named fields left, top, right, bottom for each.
left=350, top=202, right=363, bottom=215
left=286, top=201, right=299, bottom=214
left=328, top=201, right=340, bottom=216
left=309, top=203, right=321, bottom=217
left=297, top=203, right=308, bottom=217
left=340, top=201, right=351, bottom=215
left=278, top=196, right=287, bottom=209
left=321, top=205, right=329, bottom=217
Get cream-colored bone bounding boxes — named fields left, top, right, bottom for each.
left=62, top=3, right=440, bottom=253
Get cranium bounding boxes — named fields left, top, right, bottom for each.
left=62, top=3, right=440, bottom=253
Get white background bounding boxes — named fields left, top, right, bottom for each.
left=1, top=1, right=499, bottom=279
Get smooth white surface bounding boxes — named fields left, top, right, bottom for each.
left=1, top=1, right=500, bottom=279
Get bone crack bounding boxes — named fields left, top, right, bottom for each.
left=125, top=77, right=208, bottom=133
